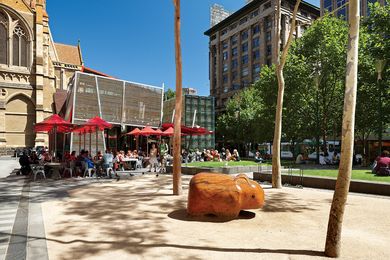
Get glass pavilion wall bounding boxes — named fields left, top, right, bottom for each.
left=65, top=72, right=163, bottom=153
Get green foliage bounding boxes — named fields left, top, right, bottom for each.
left=164, top=89, right=176, bottom=100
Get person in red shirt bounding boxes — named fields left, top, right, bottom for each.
left=374, top=150, right=390, bottom=176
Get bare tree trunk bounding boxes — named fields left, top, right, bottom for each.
left=172, top=0, right=182, bottom=195
left=272, top=0, right=301, bottom=188
left=325, top=0, right=360, bottom=257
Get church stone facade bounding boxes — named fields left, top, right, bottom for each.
left=0, top=0, right=82, bottom=155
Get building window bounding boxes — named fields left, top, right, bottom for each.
left=266, top=45, right=272, bottom=56
left=253, top=37, right=260, bottom=48
left=223, top=74, right=228, bottom=84
left=251, top=10, right=259, bottom=18
left=222, top=40, right=228, bottom=50
left=231, top=34, right=238, bottom=45
left=266, top=58, right=272, bottom=66
left=266, top=31, right=271, bottom=42
left=252, top=24, right=260, bottom=35
left=324, top=0, right=333, bottom=12
left=223, top=63, right=228, bottom=72
left=337, top=0, right=347, bottom=18
left=211, top=34, right=216, bottom=41
left=12, top=26, right=28, bottom=67
left=265, top=17, right=272, bottom=29
left=242, top=54, right=248, bottom=65
left=263, top=2, right=272, bottom=11
left=232, top=47, right=238, bottom=57
left=242, top=42, right=248, bottom=52
left=221, top=28, right=228, bottom=36
left=241, top=67, right=249, bottom=77
left=230, top=23, right=237, bottom=30
left=241, top=30, right=249, bottom=41
left=232, top=83, right=240, bottom=90
left=239, top=16, right=248, bottom=25
left=253, top=50, right=260, bottom=60
left=223, top=51, right=228, bottom=61
left=232, top=71, right=238, bottom=81
left=231, top=59, right=238, bottom=69
left=0, top=10, right=30, bottom=68
left=253, top=63, right=261, bottom=74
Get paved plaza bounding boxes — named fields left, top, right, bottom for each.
left=1, top=158, right=390, bottom=259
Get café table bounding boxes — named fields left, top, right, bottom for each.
left=121, top=158, right=138, bottom=170
left=45, top=162, right=62, bottom=179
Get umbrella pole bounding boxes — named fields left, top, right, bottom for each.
left=89, top=131, right=92, bottom=154
left=62, top=133, right=66, bottom=161
left=54, top=126, right=57, bottom=162
left=96, top=128, right=98, bottom=156
left=84, top=132, right=86, bottom=151
left=79, top=132, right=81, bottom=153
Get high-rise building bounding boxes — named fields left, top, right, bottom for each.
left=321, top=0, right=386, bottom=18
left=205, top=0, right=319, bottom=113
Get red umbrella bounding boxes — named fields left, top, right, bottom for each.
left=73, top=116, right=112, bottom=154
left=34, top=114, right=74, bottom=159
left=126, top=127, right=141, bottom=136
left=155, top=129, right=163, bottom=135
left=139, top=126, right=157, bottom=136
left=162, top=127, right=174, bottom=136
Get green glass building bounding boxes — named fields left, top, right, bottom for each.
left=163, top=94, right=215, bottom=151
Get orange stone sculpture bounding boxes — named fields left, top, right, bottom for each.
left=187, top=173, right=265, bottom=219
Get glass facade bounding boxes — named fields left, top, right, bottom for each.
left=162, top=95, right=215, bottom=150
left=67, top=72, right=163, bottom=152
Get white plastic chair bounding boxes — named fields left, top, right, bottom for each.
left=63, top=161, right=75, bottom=178
left=32, top=165, right=46, bottom=181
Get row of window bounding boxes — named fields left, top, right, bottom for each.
left=222, top=36, right=261, bottom=60
left=219, top=2, right=271, bottom=37
left=222, top=63, right=262, bottom=83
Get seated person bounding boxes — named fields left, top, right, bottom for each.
left=225, top=149, right=232, bottom=161
left=374, top=151, right=390, bottom=176
left=319, top=154, right=327, bottom=165
left=19, top=151, right=31, bottom=175
left=255, top=151, right=263, bottom=163
left=30, top=150, right=40, bottom=164
left=213, top=150, right=221, bottom=161
left=125, top=150, right=133, bottom=158
left=232, top=149, right=240, bottom=161
left=83, top=152, right=95, bottom=170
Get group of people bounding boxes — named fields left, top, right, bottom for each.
left=18, top=148, right=53, bottom=175
left=181, top=148, right=240, bottom=163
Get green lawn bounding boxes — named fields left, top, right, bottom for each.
left=302, top=169, right=390, bottom=183
left=185, top=160, right=267, bottom=167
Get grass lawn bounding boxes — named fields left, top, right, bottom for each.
left=185, top=160, right=268, bottom=167
left=302, top=169, right=390, bottom=183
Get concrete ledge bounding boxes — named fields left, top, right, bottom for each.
left=253, top=172, right=390, bottom=196
left=166, top=165, right=264, bottom=175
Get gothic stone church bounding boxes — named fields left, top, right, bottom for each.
left=0, top=0, right=83, bottom=155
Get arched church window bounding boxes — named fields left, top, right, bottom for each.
left=12, top=25, right=28, bottom=67
left=0, top=12, right=7, bottom=64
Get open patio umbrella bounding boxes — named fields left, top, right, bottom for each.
left=82, top=116, right=112, bottom=155
left=34, top=114, right=74, bottom=159
left=125, top=127, right=141, bottom=151
left=139, top=126, right=159, bottom=154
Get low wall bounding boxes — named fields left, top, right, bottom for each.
left=165, top=165, right=261, bottom=175
left=253, top=172, right=390, bottom=196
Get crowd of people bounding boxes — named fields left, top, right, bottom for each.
left=181, top=148, right=241, bottom=163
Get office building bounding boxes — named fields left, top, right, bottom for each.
left=321, top=0, right=386, bottom=18
left=204, top=0, right=319, bottom=113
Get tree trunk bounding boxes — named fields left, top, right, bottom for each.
left=272, top=0, right=301, bottom=188
left=172, top=0, right=182, bottom=195
left=324, top=0, right=360, bottom=257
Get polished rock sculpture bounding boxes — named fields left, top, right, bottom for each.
left=187, top=173, right=265, bottom=219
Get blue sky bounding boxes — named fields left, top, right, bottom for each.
left=47, top=0, right=320, bottom=96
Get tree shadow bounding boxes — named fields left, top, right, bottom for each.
left=168, top=209, right=256, bottom=223
left=262, top=190, right=318, bottom=213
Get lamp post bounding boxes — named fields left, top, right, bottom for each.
left=375, top=59, right=386, bottom=154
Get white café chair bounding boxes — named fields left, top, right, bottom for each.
left=63, top=161, right=75, bottom=178
left=82, top=161, right=96, bottom=178
left=32, top=165, right=46, bottom=181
